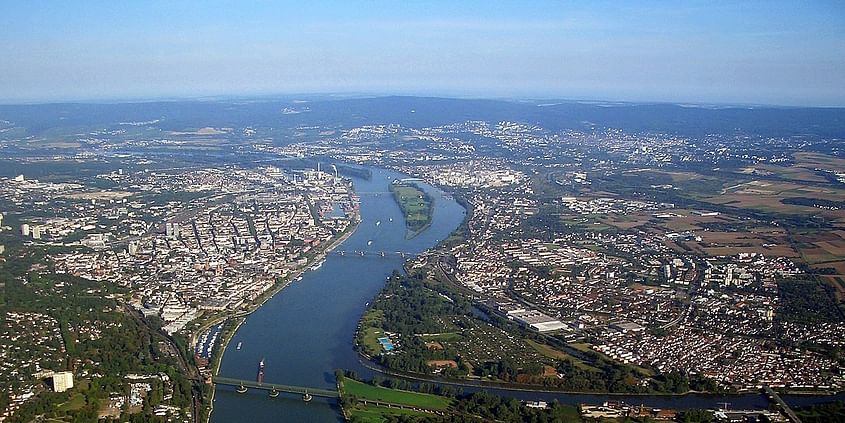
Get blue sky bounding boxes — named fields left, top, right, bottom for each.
left=1, top=1, right=844, bottom=106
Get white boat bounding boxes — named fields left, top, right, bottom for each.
left=375, top=220, right=381, bottom=226
left=310, top=261, right=323, bottom=271
left=236, top=342, right=242, bottom=350
left=367, top=240, right=373, bottom=246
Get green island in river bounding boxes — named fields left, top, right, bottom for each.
left=389, top=181, right=433, bottom=239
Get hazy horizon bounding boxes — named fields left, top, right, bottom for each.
left=3, top=92, right=845, bottom=110
left=2, top=1, right=845, bottom=107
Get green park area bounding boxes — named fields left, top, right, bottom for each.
left=341, top=376, right=453, bottom=410
left=338, top=373, right=586, bottom=423
left=339, top=376, right=452, bottom=422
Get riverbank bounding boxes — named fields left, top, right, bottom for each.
left=203, top=316, right=245, bottom=422
left=198, top=212, right=361, bottom=422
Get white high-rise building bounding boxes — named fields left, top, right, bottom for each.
left=21, top=223, right=30, bottom=236
left=52, top=372, right=74, bottom=393
left=166, top=223, right=180, bottom=239
left=32, top=226, right=42, bottom=239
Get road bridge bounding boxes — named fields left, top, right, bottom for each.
left=212, top=376, right=339, bottom=398
left=331, top=250, right=418, bottom=258
left=354, top=192, right=390, bottom=196
left=763, top=386, right=802, bottom=423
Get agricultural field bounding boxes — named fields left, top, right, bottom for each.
left=793, top=152, right=845, bottom=173
left=706, top=179, right=845, bottom=218
left=738, top=163, right=828, bottom=183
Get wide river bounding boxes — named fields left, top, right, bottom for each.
left=210, top=167, right=842, bottom=422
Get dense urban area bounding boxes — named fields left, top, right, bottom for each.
left=0, top=97, right=844, bottom=422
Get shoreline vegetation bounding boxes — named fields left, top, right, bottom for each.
left=198, top=209, right=362, bottom=422
left=389, top=181, right=433, bottom=239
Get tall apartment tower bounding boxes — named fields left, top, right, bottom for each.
left=52, top=372, right=74, bottom=393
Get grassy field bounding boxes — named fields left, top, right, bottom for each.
left=357, top=309, right=386, bottom=356
left=56, top=393, right=86, bottom=412
left=568, top=342, right=655, bottom=377
left=341, top=377, right=452, bottom=410
left=526, top=340, right=600, bottom=372
left=348, top=405, right=432, bottom=423
left=553, top=404, right=585, bottom=422
left=390, top=183, right=433, bottom=235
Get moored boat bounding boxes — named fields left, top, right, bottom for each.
left=257, top=358, right=265, bottom=384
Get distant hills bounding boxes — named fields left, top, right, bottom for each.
left=1, top=96, right=844, bottom=138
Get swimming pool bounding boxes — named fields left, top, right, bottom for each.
left=377, top=337, right=395, bottom=351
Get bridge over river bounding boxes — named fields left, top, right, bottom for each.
left=763, top=386, right=802, bottom=423
left=329, top=250, right=418, bottom=258
left=212, top=376, right=339, bottom=398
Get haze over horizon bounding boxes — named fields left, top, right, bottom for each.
left=2, top=1, right=844, bottom=107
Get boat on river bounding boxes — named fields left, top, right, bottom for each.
left=257, top=358, right=265, bottom=383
